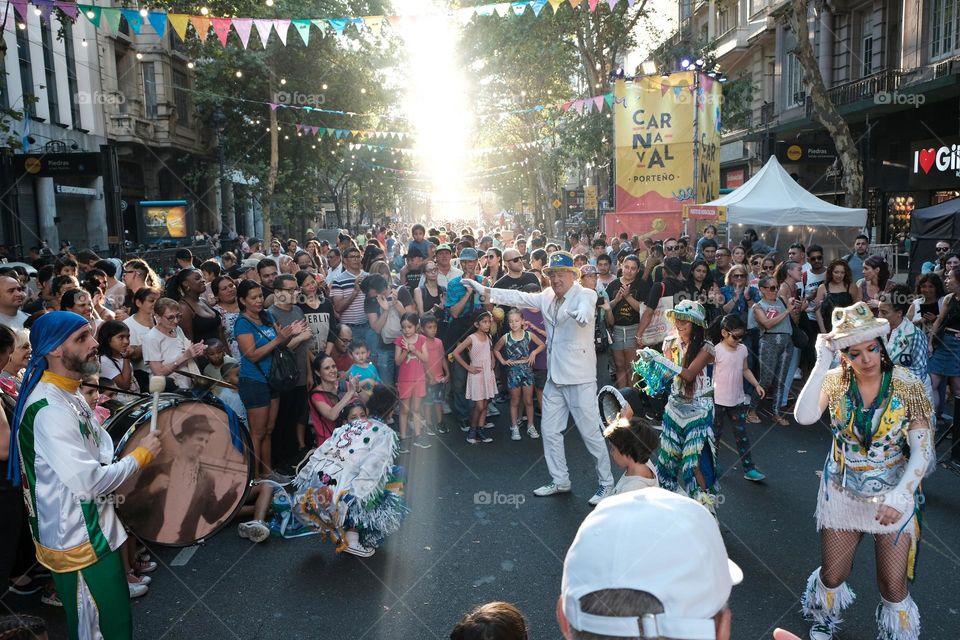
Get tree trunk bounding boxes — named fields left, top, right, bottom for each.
left=787, top=0, right=863, bottom=208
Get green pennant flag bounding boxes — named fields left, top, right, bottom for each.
left=292, top=19, right=311, bottom=46
left=78, top=4, right=101, bottom=27
left=604, top=92, right=614, bottom=108
left=102, top=7, right=122, bottom=33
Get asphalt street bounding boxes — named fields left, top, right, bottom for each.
left=6, top=403, right=960, bottom=640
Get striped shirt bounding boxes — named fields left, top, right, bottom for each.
left=331, top=269, right=368, bottom=325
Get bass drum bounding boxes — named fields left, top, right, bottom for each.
left=105, top=393, right=254, bottom=547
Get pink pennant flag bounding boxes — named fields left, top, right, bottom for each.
left=583, top=99, right=593, bottom=114
left=55, top=1, right=78, bottom=19
left=607, top=0, right=617, bottom=10
left=561, top=100, right=572, bottom=111
left=10, top=0, right=27, bottom=21
left=233, top=18, right=252, bottom=48
left=573, top=100, right=584, bottom=114
left=296, top=123, right=303, bottom=133
left=253, top=19, right=273, bottom=46
left=588, top=0, right=599, bottom=11
left=273, top=19, right=290, bottom=45
left=594, top=96, right=604, bottom=111
left=211, top=18, right=232, bottom=46
left=268, top=103, right=279, bottom=110
left=660, top=81, right=670, bottom=96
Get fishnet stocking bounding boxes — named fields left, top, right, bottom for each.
left=819, top=529, right=863, bottom=588
left=819, top=529, right=911, bottom=602
left=874, top=532, right=911, bottom=602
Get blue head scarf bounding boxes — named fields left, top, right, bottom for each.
left=8, top=311, right=92, bottom=484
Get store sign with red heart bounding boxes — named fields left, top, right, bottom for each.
left=910, top=138, right=960, bottom=187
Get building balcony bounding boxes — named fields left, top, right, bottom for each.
left=824, top=69, right=904, bottom=109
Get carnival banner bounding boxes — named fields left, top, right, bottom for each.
left=611, top=72, right=720, bottom=239
left=696, top=75, right=722, bottom=204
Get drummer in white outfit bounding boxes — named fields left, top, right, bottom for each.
left=463, top=251, right=614, bottom=505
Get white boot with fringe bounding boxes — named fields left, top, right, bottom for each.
left=801, top=567, right=856, bottom=640
left=876, top=595, right=920, bottom=640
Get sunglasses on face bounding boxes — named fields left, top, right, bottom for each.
left=732, top=273, right=746, bottom=279
left=809, top=255, right=823, bottom=261
left=763, top=285, right=778, bottom=291
left=727, top=332, right=745, bottom=341
left=507, top=257, right=523, bottom=263
left=664, top=245, right=678, bottom=251
left=936, top=246, right=950, bottom=252
left=163, top=313, right=182, bottom=321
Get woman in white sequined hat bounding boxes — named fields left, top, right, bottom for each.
left=793, top=302, right=932, bottom=640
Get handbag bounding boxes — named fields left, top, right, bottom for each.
left=779, top=295, right=809, bottom=349
left=239, top=314, right=300, bottom=390
left=379, top=304, right=403, bottom=343
left=639, top=283, right=671, bottom=347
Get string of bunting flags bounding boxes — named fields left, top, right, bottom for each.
left=10, top=0, right=639, bottom=48
left=357, top=158, right=532, bottom=180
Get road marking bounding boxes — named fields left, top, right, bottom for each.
left=171, top=545, right=199, bottom=566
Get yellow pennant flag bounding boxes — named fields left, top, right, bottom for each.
left=549, top=0, right=565, bottom=12
left=168, top=14, right=190, bottom=41
left=363, top=16, right=383, bottom=34
left=190, top=16, right=211, bottom=42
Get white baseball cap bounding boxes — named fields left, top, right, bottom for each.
left=561, top=488, right=742, bottom=639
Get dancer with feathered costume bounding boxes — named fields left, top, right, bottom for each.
left=633, top=300, right=719, bottom=510
left=290, top=384, right=408, bottom=557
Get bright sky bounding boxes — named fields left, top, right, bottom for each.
left=399, top=0, right=476, bottom=219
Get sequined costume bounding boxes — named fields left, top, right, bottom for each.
left=655, top=336, right=718, bottom=508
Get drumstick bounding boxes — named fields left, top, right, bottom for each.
left=80, top=381, right=150, bottom=398
left=148, top=376, right=166, bottom=432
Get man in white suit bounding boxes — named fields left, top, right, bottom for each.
left=464, top=251, right=614, bottom=505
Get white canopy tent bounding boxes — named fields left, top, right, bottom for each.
left=708, top=155, right=867, bottom=226
left=692, top=156, right=867, bottom=259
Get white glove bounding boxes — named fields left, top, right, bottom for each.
left=567, top=309, right=590, bottom=325
left=462, top=278, right=483, bottom=293
left=813, top=332, right=837, bottom=366
left=883, top=428, right=932, bottom=517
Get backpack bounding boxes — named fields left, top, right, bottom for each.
left=239, top=313, right=301, bottom=391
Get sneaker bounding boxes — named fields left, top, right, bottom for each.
left=533, top=482, right=571, bottom=497
left=238, top=520, right=270, bottom=543
left=743, top=469, right=766, bottom=482
left=486, top=404, right=500, bottom=417
left=344, top=530, right=375, bottom=557
left=466, top=430, right=479, bottom=444
left=134, top=559, right=157, bottom=574
left=527, top=425, right=540, bottom=439
left=437, top=423, right=450, bottom=434
left=128, top=571, right=151, bottom=586
left=7, top=576, right=44, bottom=595
left=128, top=582, right=148, bottom=599
left=40, top=588, right=62, bottom=607
left=397, top=442, right=410, bottom=454
left=809, top=622, right=834, bottom=640
left=510, top=426, right=521, bottom=440
left=424, top=426, right=436, bottom=436
left=460, top=419, right=471, bottom=432
left=413, top=436, right=432, bottom=449
left=484, top=422, right=495, bottom=429
left=518, top=416, right=528, bottom=428
left=479, top=428, right=493, bottom=443
left=587, top=485, right=611, bottom=506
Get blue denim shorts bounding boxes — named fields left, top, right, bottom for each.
left=238, top=378, right=278, bottom=409
left=425, top=383, right=445, bottom=404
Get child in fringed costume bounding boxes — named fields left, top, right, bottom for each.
left=635, top=300, right=719, bottom=510
left=793, top=303, right=933, bottom=640
left=259, top=385, right=407, bottom=557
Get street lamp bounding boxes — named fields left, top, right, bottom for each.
left=211, top=105, right=231, bottom=237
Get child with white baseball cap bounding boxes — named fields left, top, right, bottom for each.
left=558, top=488, right=743, bottom=639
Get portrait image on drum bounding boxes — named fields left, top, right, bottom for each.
left=115, top=401, right=251, bottom=546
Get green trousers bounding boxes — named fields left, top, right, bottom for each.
left=51, top=549, right=131, bottom=640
